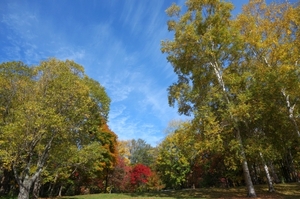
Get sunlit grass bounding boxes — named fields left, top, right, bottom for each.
left=1, top=183, right=300, bottom=199
left=62, top=183, right=300, bottom=199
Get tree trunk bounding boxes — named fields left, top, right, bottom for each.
left=236, top=130, right=256, bottom=197
left=211, top=61, right=256, bottom=197
left=32, top=175, right=41, bottom=199
left=58, top=185, right=63, bottom=197
left=288, top=149, right=298, bottom=182
left=259, top=152, right=275, bottom=192
left=18, top=179, right=32, bottom=199
left=14, top=162, right=43, bottom=199
left=282, top=89, right=300, bottom=137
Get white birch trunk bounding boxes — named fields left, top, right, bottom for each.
left=282, top=89, right=300, bottom=137
left=58, top=185, right=63, bottom=197
left=259, top=152, right=275, bottom=192
left=210, top=61, right=256, bottom=197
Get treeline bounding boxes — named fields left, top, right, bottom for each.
left=1, top=0, right=300, bottom=198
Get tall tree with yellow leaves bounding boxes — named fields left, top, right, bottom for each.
left=162, top=0, right=300, bottom=196
left=162, top=0, right=256, bottom=196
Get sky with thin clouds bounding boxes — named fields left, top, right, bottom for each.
left=0, top=0, right=297, bottom=146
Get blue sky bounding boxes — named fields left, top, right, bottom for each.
left=0, top=0, right=296, bottom=146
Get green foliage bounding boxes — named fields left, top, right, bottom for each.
left=156, top=121, right=198, bottom=189
left=128, top=139, right=154, bottom=167
left=0, top=58, right=113, bottom=199
left=161, top=0, right=300, bottom=195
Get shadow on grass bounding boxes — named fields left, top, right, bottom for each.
left=60, top=183, right=300, bottom=199
left=122, top=183, right=300, bottom=199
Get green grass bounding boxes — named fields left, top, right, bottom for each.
left=62, top=183, right=300, bottom=199
left=1, top=183, right=300, bottom=199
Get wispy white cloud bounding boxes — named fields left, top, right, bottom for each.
left=109, top=105, right=127, bottom=120
left=2, top=4, right=39, bottom=40
left=1, top=1, right=88, bottom=64
left=120, top=1, right=146, bottom=35
left=109, top=115, right=163, bottom=146
left=54, top=47, right=86, bottom=62
left=0, top=0, right=188, bottom=147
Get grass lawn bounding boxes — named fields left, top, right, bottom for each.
left=1, top=183, right=300, bottom=199
left=62, top=183, right=300, bottom=199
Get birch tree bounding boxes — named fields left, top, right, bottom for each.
left=161, top=0, right=256, bottom=196
left=235, top=0, right=300, bottom=183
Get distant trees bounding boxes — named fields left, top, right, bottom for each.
left=127, top=139, right=155, bottom=167
left=109, top=138, right=159, bottom=192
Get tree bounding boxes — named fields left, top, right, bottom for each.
left=162, top=0, right=300, bottom=196
left=130, top=164, right=152, bottom=192
left=161, top=0, right=256, bottom=196
left=155, top=126, right=192, bottom=189
left=0, top=58, right=111, bottom=199
left=145, top=171, right=165, bottom=191
left=234, top=0, right=300, bottom=186
left=127, top=139, right=154, bottom=167
left=42, top=123, right=117, bottom=196
left=109, top=155, right=131, bottom=193
left=93, top=123, right=118, bottom=193
left=117, top=140, right=131, bottom=165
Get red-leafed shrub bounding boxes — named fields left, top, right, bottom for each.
left=130, top=164, right=151, bottom=191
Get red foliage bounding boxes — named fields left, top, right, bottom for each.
left=110, top=156, right=132, bottom=192
left=130, top=164, right=152, bottom=186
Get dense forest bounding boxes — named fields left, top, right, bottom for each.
left=0, top=0, right=300, bottom=199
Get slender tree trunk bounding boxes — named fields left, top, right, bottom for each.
left=287, top=149, right=297, bottom=182
left=259, top=152, right=275, bottom=192
left=32, top=175, right=41, bottom=199
left=282, top=89, right=300, bottom=137
left=58, top=185, right=63, bottom=197
left=211, top=61, right=256, bottom=197
left=48, top=183, right=54, bottom=197
left=236, top=130, right=256, bottom=197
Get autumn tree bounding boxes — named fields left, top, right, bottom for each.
left=156, top=121, right=196, bottom=189
left=0, top=58, right=111, bottom=199
left=145, top=171, right=165, bottom=191
left=162, top=0, right=300, bottom=196
left=161, top=0, right=257, bottom=196
left=109, top=155, right=131, bottom=192
left=130, top=164, right=152, bottom=192
left=117, top=140, right=131, bottom=165
left=234, top=0, right=300, bottom=186
left=92, top=123, right=118, bottom=193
